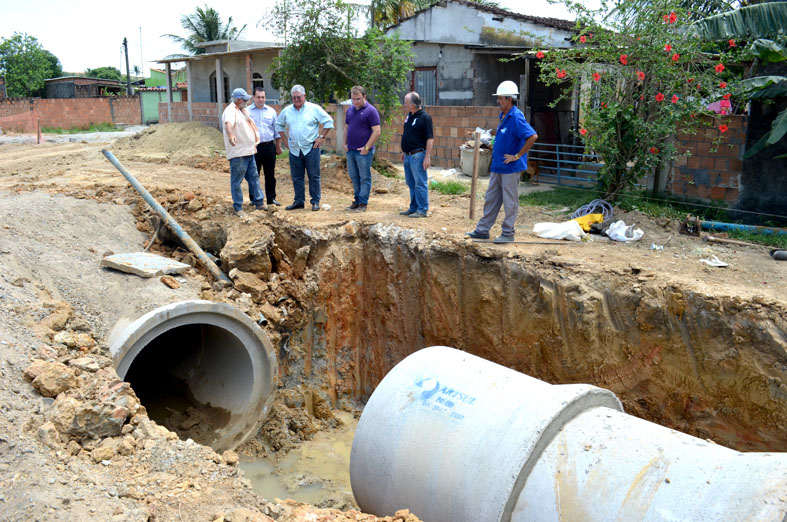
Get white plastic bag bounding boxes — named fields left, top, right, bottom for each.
left=533, top=220, right=587, bottom=241
left=475, top=127, right=493, bottom=147
left=605, top=220, right=644, bottom=242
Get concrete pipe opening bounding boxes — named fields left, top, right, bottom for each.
left=350, top=346, right=787, bottom=522
left=108, top=300, right=278, bottom=452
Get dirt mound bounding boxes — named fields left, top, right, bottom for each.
left=112, top=122, right=225, bottom=161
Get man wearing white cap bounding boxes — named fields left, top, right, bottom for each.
left=466, top=81, right=538, bottom=242
left=222, top=87, right=265, bottom=216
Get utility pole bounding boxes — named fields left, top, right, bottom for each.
left=123, top=37, right=132, bottom=95
left=139, top=27, right=144, bottom=77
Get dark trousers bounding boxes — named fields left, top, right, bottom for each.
left=254, top=141, right=277, bottom=203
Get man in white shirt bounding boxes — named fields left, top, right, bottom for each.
left=222, top=88, right=264, bottom=216
left=275, top=84, right=334, bottom=211
left=248, top=87, right=282, bottom=206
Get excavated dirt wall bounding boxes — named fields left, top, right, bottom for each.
left=210, top=218, right=787, bottom=454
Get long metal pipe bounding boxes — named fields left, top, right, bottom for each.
left=101, top=149, right=231, bottom=284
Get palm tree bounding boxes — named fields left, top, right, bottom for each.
left=163, top=5, right=247, bottom=56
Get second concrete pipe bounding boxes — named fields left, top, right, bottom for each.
left=350, top=346, right=787, bottom=521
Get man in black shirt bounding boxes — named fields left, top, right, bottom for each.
left=399, top=92, right=434, bottom=218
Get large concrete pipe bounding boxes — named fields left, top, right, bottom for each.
left=350, top=346, right=787, bottom=522
left=108, top=300, right=277, bottom=452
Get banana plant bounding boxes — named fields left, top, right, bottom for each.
left=692, top=2, right=787, bottom=158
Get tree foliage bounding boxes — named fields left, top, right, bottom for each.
left=163, top=5, right=246, bottom=57
left=692, top=2, right=787, bottom=159
left=370, top=0, right=500, bottom=29
left=85, top=66, right=123, bottom=82
left=0, top=32, right=62, bottom=97
left=268, top=0, right=414, bottom=125
left=535, top=0, right=738, bottom=198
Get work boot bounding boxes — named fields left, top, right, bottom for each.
left=399, top=209, right=415, bottom=216
left=493, top=234, right=515, bottom=243
left=235, top=209, right=248, bottom=218
left=345, top=202, right=359, bottom=211
left=354, top=204, right=367, bottom=212
left=285, top=203, right=304, bottom=210
left=409, top=211, right=427, bottom=218
left=312, top=203, right=320, bottom=211
left=465, top=230, right=490, bottom=239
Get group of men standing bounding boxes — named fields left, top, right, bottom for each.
left=222, top=80, right=537, bottom=242
left=222, top=84, right=384, bottom=216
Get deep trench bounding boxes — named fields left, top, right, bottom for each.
left=149, top=217, right=787, bottom=454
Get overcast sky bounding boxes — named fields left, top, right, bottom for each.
left=1, top=0, right=578, bottom=75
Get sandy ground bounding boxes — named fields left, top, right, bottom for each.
left=0, top=123, right=784, bottom=520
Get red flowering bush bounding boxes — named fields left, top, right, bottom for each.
left=535, top=1, right=736, bottom=197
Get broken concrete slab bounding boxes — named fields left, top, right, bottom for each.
left=100, top=252, right=190, bottom=278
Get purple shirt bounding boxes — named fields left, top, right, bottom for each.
left=345, top=102, right=381, bottom=150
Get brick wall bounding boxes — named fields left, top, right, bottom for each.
left=0, top=96, right=141, bottom=130
left=377, top=105, right=501, bottom=168
left=159, top=101, right=225, bottom=128
left=669, top=115, right=746, bottom=203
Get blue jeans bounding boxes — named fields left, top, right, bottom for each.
left=289, top=148, right=321, bottom=205
left=346, top=149, right=373, bottom=205
left=403, top=151, right=428, bottom=213
left=229, top=155, right=264, bottom=211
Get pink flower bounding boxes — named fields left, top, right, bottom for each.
left=593, top=72, right=601, bottom=82
left=620, top=54, right=628, bottom=65
left=536, top=51, right=545, bottom=59
left=719, top=124, right=728, bottom=133
left=729, top=39, right=736, bottom=47
left=557, top=69, right=567, bottom=79
left=719, top=81, right=727, bottom=88
left=580, top=128, right=588, bottom=136
left=637, top=70, right=645, bottom=81
left=663, top=14, right=669, bottom=22
left=601, top=102, right=607, bottom=108
left=669, top=11, right=677, bottom=23
left=664, top=44, right=672, bottom=52
left=580, top=35, right=587, bottom=43
left=671, top=53, right=680, bottom=62
left=655, top=92, right=665, bottom=102
left=715, top=63, right=725, bottom=73
left=671, top=95, right=679, bottom=103
left=649, top=147, right=658, bottom=154
left=687, top=77, right=694, bottom=82
left=723, top=93, right=731, bottom=100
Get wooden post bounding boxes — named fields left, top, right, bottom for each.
left=165, top=62, right=173, bottom=123
left=469, top=130, right=481, bottom=219
left=186, top=61, right=193, bottom=122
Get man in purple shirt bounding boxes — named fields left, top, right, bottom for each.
left=344, top=85, right=381, bottom=212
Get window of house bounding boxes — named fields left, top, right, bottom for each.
left=209, top=71, right=230, bottom=103
left=411, top=67, right=437, bottom=106
left=252, top=73, right=264, bottom=94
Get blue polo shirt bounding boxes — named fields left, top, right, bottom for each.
left=490, top=105, right=536, bottom=174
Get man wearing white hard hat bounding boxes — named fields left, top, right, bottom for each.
left=466, top=81, right=538, bottom=242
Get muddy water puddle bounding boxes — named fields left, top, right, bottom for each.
left=240, top=411, right=358, bottom=507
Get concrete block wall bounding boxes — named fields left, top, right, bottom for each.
left=0, top=96, right=141, bottom=130
left=669, top=115, right=746, bottom=203
left=377, top=105, right=501, bottom=168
